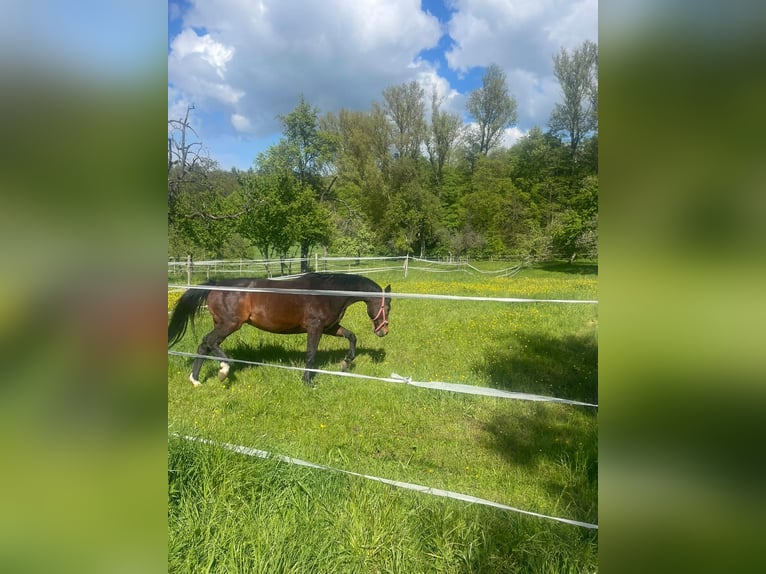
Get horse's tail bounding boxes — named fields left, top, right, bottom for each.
left=168, top=285, right=212, bottom=347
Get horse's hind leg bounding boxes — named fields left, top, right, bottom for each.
left=190, top=338, right=208, bottom=387
left=190, top=321, right=240, bottom=386
left=209, top=323, right=240, bottom=382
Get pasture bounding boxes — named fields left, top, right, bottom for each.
left=168, top=261, right=598, bottom=573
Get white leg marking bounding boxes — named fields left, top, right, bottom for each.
left=218, top=362, right=230, bottom=381
left=189, top=374, right=201, bottom=387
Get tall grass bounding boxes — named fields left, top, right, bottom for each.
left=168, top=262, right=598, bottom=572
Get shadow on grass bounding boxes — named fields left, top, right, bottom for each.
left=478, top=329, right=598, bottom=405
left=476, top=328, right=598, bottom=525
left=481, top=404, right=598, bottom=530
left=530, top=260, right=599, bottom=276
left=194, top=340, right=387, bottom=385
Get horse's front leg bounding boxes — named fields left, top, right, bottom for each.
left=324, top=324, right=356, bottom=371
left=304, top=327, right=323, bottom=386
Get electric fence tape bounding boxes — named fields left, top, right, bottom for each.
left=170, top=432, right=598, bottom=530
left=168, top=351, right=597, bottom=408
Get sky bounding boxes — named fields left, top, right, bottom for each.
left=168, top=0, right=597, bottom=171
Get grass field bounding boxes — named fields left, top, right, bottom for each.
left=168, top=261, right=598, bottom=573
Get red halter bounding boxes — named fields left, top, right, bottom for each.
left=372, top=292, right=388, bottom=333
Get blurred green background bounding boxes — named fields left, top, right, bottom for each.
left=1, top=1, right=764, bottom=572
left=599, top=2, right=766, bottom=572
left=0, top=2, right=167, bottom=572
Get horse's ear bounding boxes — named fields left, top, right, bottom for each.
left=384, top=285, right=391, bottom=293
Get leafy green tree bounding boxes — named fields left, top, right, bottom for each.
left=378, top=83, right=449, bottom=255
left=465, top=64, right=517, bottom=158
left=237, top=173, right=290, bottom=270
left=238, top=173, right=331, bottom=275
left=456, top=154, right=513, bottom=257
left=170, top=169, right=245, bottom=259
left=256, top=95, right=337, bottom=270
left=375, top=156, right=435, bottom=255
left=548, top=40, right=598, bottom=162
left=325, top=108, right=390, bottom=251
left=550, top=209, right=585, bottom=260
left=382, top=81, right=427, bottom=160
left=286, top=182, right=333, bottom=264
left=426, top=90, right=463, bottom=193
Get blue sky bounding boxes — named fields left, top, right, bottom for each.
left=168, top=0, right=597, bottom=171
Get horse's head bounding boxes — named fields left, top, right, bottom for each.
left=369, top=285, right=391, bottom=337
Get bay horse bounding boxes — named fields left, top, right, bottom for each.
left=168, top=273, right=391, bottom=386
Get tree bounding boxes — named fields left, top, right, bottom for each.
left=256, top=95, right=337, bottom=270
left=168, top=104, right=210, bottom=223
left=548, top=40, right=598, bottom=161
left=173, top=186, right=241, bottom=258
left=276, top=95, right=335, bottom=187
left=323, top=108, right=390, bottom=255
left=382, top=157, right=441, bottom=256
left=426, top=90, right=463, bottom=193
left=456, top=153, right=514, bottom=257
left=238, top=173, right=331, bottom=275
left=382, top=81, right=427, bottom=161
left=465, top=64, right=517, bottom=158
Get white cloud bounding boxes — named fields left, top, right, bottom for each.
left=413, top=67, right=463, bottom=116
left=168, top=0, right=596, bottom=167
left=502, top=126, right=527, bottom=148
left=446, top=0, right=552, bottom=73
left=169, top=0, right=443, bottom=147
left=544, top=0, right=598, bottom=50
left=169, top=28, right=243, bottom=108
left=446, top=0, right=598, bottom=73
left=230, top=113, right=252, bottom=132
left=444, top=0, right=597, bottom=130
left=171, top=29, right=234, bottom=77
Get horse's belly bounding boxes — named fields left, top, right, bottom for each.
left=247, top=306, right=307, bottom=335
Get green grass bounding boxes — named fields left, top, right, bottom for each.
left=168, top=263, right=598, bottom=572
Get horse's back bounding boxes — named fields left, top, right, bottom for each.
left=206, top=274, right=370, bottom=335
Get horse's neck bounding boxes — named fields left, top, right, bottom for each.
left=355, top=278, right=379, bottom=298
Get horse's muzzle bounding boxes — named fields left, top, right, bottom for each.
left=374, top=323, right=389, bottom=337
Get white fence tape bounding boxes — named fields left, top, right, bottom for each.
left=167, top=283, right=597, bottom=305
left=167, top=351, right=597, bottom=408
left=170, top=432, right=598, bottom=530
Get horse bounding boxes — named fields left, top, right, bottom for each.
left=168, top=273, right=391, bottom=387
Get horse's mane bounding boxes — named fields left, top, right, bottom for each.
left=205, top=273, right=381, bottom=293
left=202, top=277, right=254, bottom=287
left=301, top=273, right=381, bottom=293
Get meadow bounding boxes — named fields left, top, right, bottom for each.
left=168, top=261, right=598, bottom=573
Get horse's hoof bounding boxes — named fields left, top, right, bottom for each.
left=340, top=360, right=349, bottom=372
left=217, top=362, right=230, bottom=381
left=189, top=374, right=202, bottom=387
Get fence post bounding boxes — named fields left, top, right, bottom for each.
left=315, top=252, right=319, bottom=273
left=186, top=254, right=192, bottom=285
left=404, top=253, right=409, bottom=278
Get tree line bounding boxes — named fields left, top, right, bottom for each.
left=169, top=41, right=597, bottom=271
